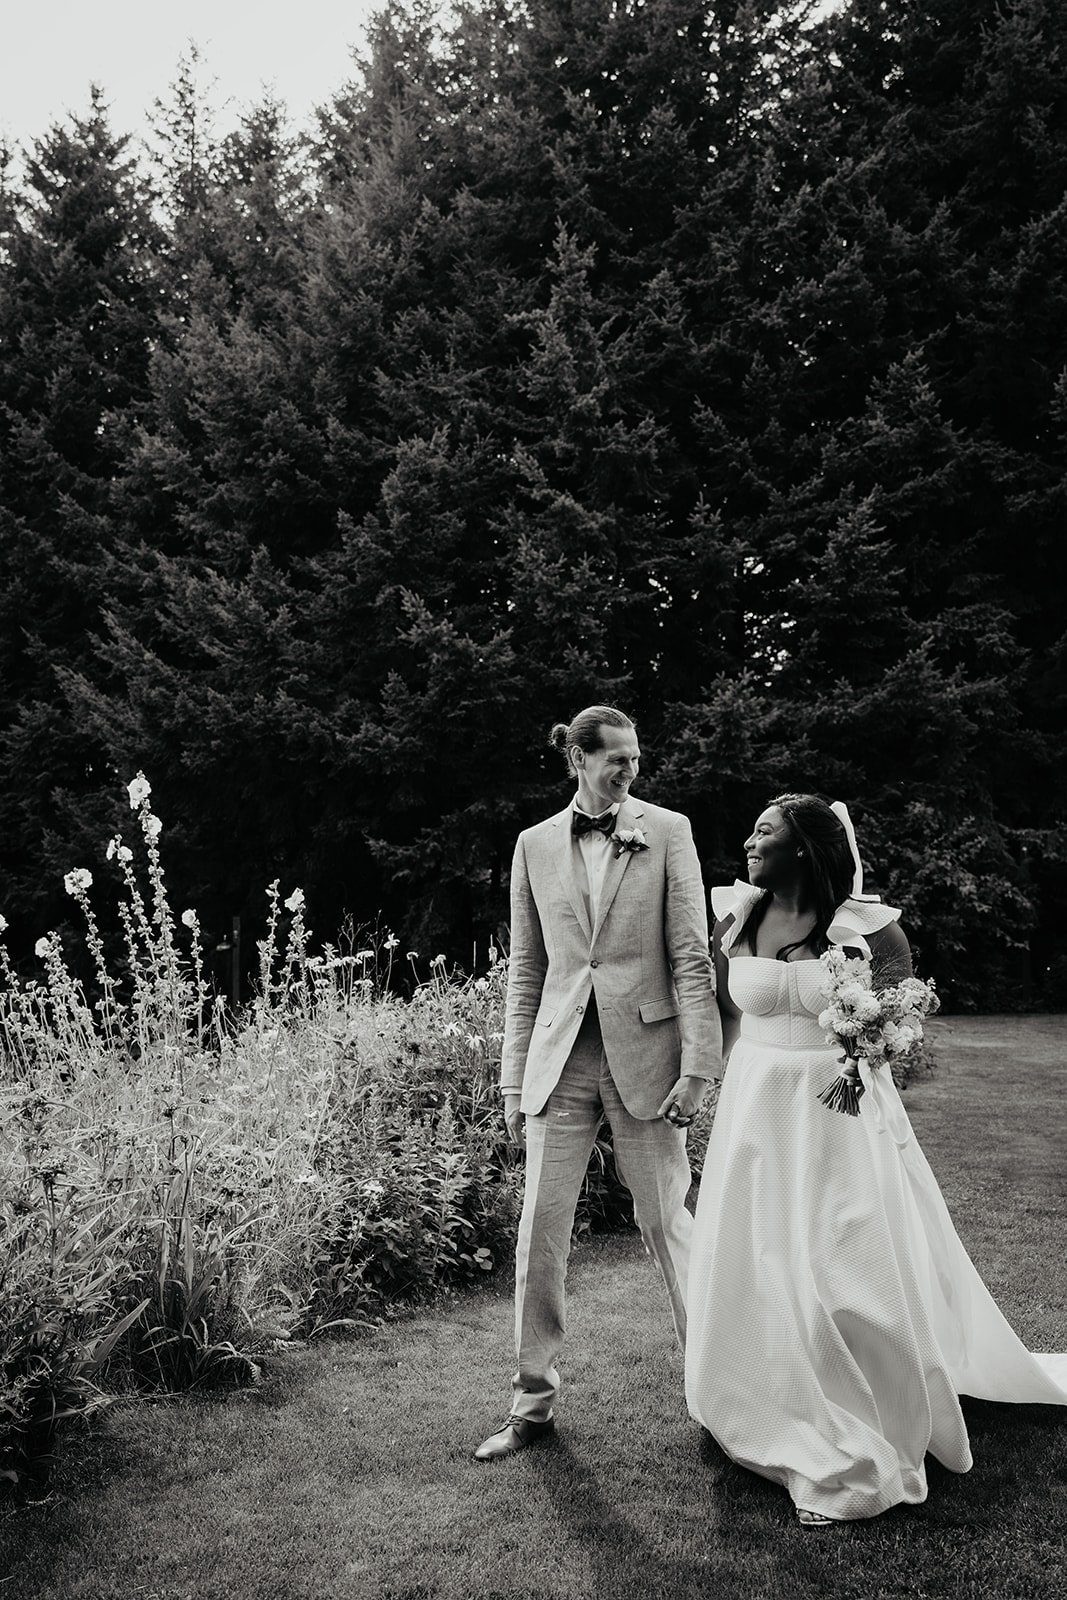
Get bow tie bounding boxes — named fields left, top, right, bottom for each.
left=572, top=810, right=615, bottom=839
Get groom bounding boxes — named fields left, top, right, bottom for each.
left=474, top=704, right=721, bottom=1460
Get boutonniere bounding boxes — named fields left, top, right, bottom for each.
left=610, top=827, right=649, bottom=859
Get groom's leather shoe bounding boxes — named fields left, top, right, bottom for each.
left=473, top=1415, right=555, bottom=1461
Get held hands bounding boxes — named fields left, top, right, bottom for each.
left=507, top=1075, right=718, bottom=1141
left=658, top=1073, right=716, bottom=1129
left=503, top=1093, right=525, bottom=1148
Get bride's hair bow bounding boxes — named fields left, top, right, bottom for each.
left=829, top=800, right=864, bottom=897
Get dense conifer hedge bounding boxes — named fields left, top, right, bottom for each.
left=1, top=2, right=1065, bottom=1009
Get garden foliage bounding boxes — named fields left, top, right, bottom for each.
left=0, top=779, right=634, bottom=1495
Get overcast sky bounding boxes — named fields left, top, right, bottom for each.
left=1, top=1, right=385, bottom=154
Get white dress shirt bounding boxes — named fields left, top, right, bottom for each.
left=572, top=801, right=619, bottom=923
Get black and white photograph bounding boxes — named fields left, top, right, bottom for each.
left=1, top=3, right=1065, bottom=1597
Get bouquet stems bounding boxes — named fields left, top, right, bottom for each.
left=817, top=1058, right=865, bottom=1116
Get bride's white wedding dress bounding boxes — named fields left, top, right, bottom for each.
left=685, top=883, right=1067, bottom=1522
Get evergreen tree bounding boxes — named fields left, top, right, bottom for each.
left=5, top=2, right=1064, bottom=1004
left=658, top=0, right=1067, bottom=1005
left=0, top=91, right=164, bottom=937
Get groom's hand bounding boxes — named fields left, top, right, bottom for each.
left=504, top=1093, right=525, bottom=1148
left=658, top=1074, right=708, bottom=1128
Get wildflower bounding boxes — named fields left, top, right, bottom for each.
left=34, top=937, right=51, bottom=959
left=467, top=1034, right=483, bottom=1052
left=355, top=949, right=374, bottom=963
left=284, top=888, right=305, bottom=912
left=63, top=868, right=93, bottom=897
left=127, top=773, right=152, bottom=809
left=181, top=909, right=198, bottom=929
left=431, top=953, right=446, bottom=967
left=384, top=934, right=399, bottom=951
left=360, top=1180, right=384, bottom=1200
left=407, top=951, right=419, bottom=961
left=144, top=815, right=162, bottom=841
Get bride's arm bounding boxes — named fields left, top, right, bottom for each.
left=867, top=922, right=913, bottom=986
left=713, top=916, right=742, bottom=1062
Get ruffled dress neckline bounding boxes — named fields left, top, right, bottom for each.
left=710, top=879, right=902, bottom=960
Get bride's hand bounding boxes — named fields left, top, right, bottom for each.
left=658, top=1073, right=708, bottom=1127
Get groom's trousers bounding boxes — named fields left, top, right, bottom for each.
left=510, top=1002, right=694, bottom=1423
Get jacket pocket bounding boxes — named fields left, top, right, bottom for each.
left=639, top=996, right=679, bottom=1024
left=535, top=1006, right=558, bottom=1028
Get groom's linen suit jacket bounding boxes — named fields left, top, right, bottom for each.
left=500, top=796, right=718, bottom=1120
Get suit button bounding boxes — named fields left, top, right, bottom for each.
left=590, top=959, right=599, bottom=968
left=576, top=1005, right=583, bottom=1013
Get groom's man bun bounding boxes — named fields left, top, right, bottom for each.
left=548, top=704, right=636, bottom=775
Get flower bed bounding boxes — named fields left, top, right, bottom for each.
left=1, top=777, right=632, bottom=1494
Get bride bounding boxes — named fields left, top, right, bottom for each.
left=685, top=793, right=1067, bottom=1525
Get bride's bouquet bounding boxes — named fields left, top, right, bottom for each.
left=815, top=946, right=940, bottom=1116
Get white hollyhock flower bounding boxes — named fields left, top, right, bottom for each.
left=144, top=815, right=162, bottom=841
left=127, top=774, right=152, bottom=809
left=35, top=937, right=51, bottom=959
left=63, top=868, right=93, bottom=896
left=0, top=913, right=7, bottom=934
left=284, top=888, right=305, bottom=912
left=181, top=909, right=198, bottom=929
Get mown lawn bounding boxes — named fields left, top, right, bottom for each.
left=3, top=1015, right=1065, bottom=1600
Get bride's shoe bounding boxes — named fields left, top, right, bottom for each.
left=796, top=1507, right=835, bottom=1528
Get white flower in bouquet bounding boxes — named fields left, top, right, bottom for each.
left=817, top=947, right=939, bottom=1117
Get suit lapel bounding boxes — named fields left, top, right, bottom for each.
left=592, top=798, right=646, bottom=944
left=549, top=805, right=593, bottom=941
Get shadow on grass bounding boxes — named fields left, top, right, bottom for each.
left=515, top=1394, right=1067, bottom=1600
left=521, top=1431, right=742, bottom=1600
